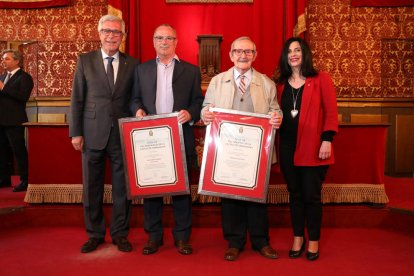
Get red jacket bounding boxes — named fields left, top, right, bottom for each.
left=277, top=72, right=338, bottom=166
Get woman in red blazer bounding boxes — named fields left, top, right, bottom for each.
left=275, top=37, right=338, bottom=261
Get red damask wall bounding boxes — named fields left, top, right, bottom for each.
left=308, top=0, right=414, bottom=97
left=0, top=0, right=105, bottom=96
left=0, top=0, right=413, bottom=98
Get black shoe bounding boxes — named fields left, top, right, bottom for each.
left=174, top=240, right=193, bottom=255
left=112, top=237, right=132, bottom=252
left=142, top=239, right=163, bottom=255
left=306, top=250, right=319, bottom=261
left=0, top=178, right=11, bottom=187
left=13, top=181, right=28, bottom=192
left=81, top=238, right=104, bottom=253
left=289, top=238, right=306, bottom=258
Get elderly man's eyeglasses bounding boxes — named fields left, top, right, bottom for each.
left=100, top=29, right=123, bottom=37
left=154, top=36, right=176, bottom=42
left=232, top=49, right=256, bottom=56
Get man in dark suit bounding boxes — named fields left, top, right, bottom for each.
left=130, top=24, right=203, bottom=256
left=0, top=49, right=33, bottom=192
left=69, top=15, right=139, bottom=253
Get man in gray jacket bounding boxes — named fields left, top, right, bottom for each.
left=69, top=15, right=139, bottom=254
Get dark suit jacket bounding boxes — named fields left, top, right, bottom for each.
left=69, top=50, right=139, bottom=150
left=130, top=59, right=203, bottom=157
left=0, top=69, right=34, bottom=126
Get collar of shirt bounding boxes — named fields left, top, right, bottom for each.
left=101, top=49, right=120, bottom=61
left=7, top=68, right=21, bottom=78
left=156, top=55, right=180, bottom=67
left=234, top=68, right=252, bottom=87
left=101, top=49, right=120, bottom=83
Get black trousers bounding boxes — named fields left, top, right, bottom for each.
left=280, top=144, right=328, bottom=241
left=82, top=127, right=131, bottom=240
left=0, top=126, right=28, bottom=182
left=143, top=154, right=194, bottom=242
left=221, top=198, right=270, bottom=250
left=143, top=194, right=192, bottom=242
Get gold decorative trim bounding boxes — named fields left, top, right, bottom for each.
left=37, top=113, right=66, bottom=123
left=337, top=97, right=414, bottom=108
left=25, top=97, right=414, bottom=108
left=28, top=97, right=71, bottom=107
left=108, top=5, right=126, bottom=53
left=24, top=183, right=389, bottom=204
left=294, top=12, right=307, bottom=37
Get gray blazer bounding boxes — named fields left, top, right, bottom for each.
left=69, top=50, right=139, bottom=149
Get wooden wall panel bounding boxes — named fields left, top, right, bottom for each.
left=350, top=114, right=389, bottom=123
left=395, top=115, right=414, bottom=173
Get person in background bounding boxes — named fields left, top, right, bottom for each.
left=201, top=36, right=282, bottom=261
left=130, top=24, right=203, bottom=256
left=275, top=37, right=338, bottom=261
left=0, top=49, right=33, bottom=192
left=69, top=14, right=139, bottom=254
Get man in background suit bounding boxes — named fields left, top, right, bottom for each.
left=130, top=24, right=203, bottom=255
left=0, top=49, right=33, bottom=192
left=69, top=15, right=139, bottom=253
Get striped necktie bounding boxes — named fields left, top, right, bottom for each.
left=239, top=75, right=246, bottom=96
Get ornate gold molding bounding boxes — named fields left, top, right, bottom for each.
left=337, top=97, right=414, bottom=108
left=28, top=97, right=71, bottom=107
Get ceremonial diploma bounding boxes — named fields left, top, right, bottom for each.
left=132, top=127, right=176, bottom=187
left=212, top=122, right=262, bottom=188
left=119, top=113, right=189, bottom=199
left=198, top=108, right=276, bottom=203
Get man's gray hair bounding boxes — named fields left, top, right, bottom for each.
left=230, top=36, right=257, bottom=51
left=154, top=23, right=177, bottom=37
left=98, top=14, right=126, bottom=34
left=1, top=49, right=23, bottom=67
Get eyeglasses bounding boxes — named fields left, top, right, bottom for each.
left=232, top=49, right=256, bottom=56
left=154, top=36, right=176, bottom=42
left=100, top=29, right=123, bottom=37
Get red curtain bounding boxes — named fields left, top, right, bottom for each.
left=108, top=0, right=140, bottom=59
left=284, top=0, right=308, bottom=40
left=108, top=0, right=307, bottom=77
left=351, top=0, right=414, bottom=6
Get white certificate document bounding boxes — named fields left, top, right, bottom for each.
left=132, top=126, right=177, bottom=187
left=212, top=122, right=262, bottom=188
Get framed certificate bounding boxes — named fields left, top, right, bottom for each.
left=119, top=113, right=189, bottom=199
left=198, top=108, right=276, bottom=203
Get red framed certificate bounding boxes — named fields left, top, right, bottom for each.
left=119, top=113, right=189, bottom=199
left=198, top=108, right=276, bottom=203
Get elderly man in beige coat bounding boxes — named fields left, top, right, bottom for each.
left=201, top=36, right=282, bottom=261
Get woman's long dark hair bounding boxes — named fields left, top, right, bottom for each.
left=274, top=37, right=318, bottom=84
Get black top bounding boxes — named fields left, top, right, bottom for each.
left=280, top=81, right=334, bottom=149
left=280, top=82, right=303, bottom=148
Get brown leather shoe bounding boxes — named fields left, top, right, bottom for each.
left=142, top=240, right=163, bottom=255
left=224, top=247, right=240, bottom=261
left=174, top=240, right=193, bottom=255
left=259, top=245, right=278, bottom=259
left=112, top=237, right=132, bottom=252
